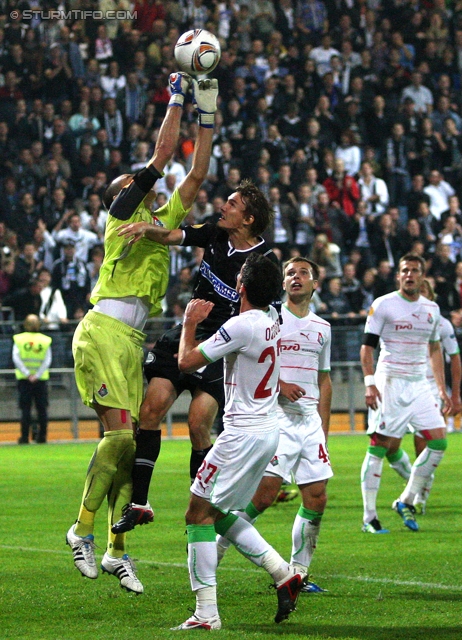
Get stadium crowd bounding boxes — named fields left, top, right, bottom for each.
left=2, top=0, right=462, bottom=353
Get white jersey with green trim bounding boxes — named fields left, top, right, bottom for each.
left=426, top=315, right=460, bottom=390
left=365, top=291, right=440, bottom=378
left=277, top=304, right=331, bottom=416
left=199, top=306, right=281, bottom=427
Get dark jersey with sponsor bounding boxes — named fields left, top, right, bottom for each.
left=182, top=223, right=279, bottom=333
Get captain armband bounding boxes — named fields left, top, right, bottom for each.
left=362, top=333, right=380, bottom=348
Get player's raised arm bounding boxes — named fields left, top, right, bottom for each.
left=177, top=79, right=218, bottom=210
left=104, top=73, right=192, bottom=220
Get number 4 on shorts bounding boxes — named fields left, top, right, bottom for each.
left=318, top=443, right=330, bottom=465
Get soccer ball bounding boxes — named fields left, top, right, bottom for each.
left=174, top=29, right=221, bottom=76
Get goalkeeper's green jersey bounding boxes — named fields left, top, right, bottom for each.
left=91, top=188, right=189, bottom=317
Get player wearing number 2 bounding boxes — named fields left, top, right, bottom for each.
left=216, top=257, right=333, bottom=593
left=171, top=253, right=306, bottom=630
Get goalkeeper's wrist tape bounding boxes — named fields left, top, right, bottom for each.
left=168, top=94, right=184, bottom=107
left=198, top=112, right=214, bottom=128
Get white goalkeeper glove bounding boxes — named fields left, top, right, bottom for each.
left=192, top=78, right=218, bottom=128
left=168, top=72, right=192, bottom=107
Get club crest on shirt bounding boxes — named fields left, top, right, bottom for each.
left=98, top=383, right=108, bottom=398
left=427, top=313, right=434, bottom=324
left=318, top=332, right=325, bottom=346
left=270, top=455, right=279, bottom=466
left=151, top=216, right=164, bottom=227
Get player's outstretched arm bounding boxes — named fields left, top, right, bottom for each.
left=117, top=222, right=184, bottom=245
left=177, top=78, right=218, bottom=210
left=148, top=73, right=192, bottom=175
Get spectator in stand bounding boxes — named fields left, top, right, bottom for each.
left=309, top=33, right=340, bottom=77
left=53, top=212, right=100, bottom=264
left=431, top=95, right=462, bottom=135
left=440, top=118, right=462, bottom=188
left=428, top=241, right=457, bottom=303
left=364, top=95, right=391, bottom=150
left=373, top=259, right=395, bottom=298
left=51, top=239, right=91, bottom=318
left=80, top=194, right=108, bottom=241
left=309, top=233, right=342, bottom=279
left=295, top=0, right=329, bottom=43
left=424, top=170, right=456, bottom=223
left=407, top=174, right=431, bottom=220
left=3, top=277, right=43, bottom=321
left=369, top=213, right=402, bottom=270
left=401, top=70, right=433, bottom=115
left=335, top=129, right=361, bottom=177
left=37, top=267, right=68, bottom=331
left=312, top=191, right=349, bottom=251
left=264, top=185, right=295, bottom=260
left=323, top=158, right=360, bottom=217
left=341, top=262, right=365, bottom=315
left=438, top=216, right=462, bottom=263
left=400, top=218, right=427, bottom=255
left=416, top=200, right=438, bottom=254
left=357, top=161, right=389, bottom=218
left=382, top=122, right=413, bottom=210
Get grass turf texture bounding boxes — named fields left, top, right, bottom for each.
left=2, top=434, right=462, bottom=640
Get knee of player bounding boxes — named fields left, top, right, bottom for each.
left=139, top=400, right=167, bottom=429
left=426, top=437, right=448, bottom=452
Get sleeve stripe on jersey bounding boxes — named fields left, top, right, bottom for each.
left=198, top=345, right=215, bottom=363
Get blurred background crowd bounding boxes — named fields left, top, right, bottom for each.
left=2, top=0, right=462, bottom=355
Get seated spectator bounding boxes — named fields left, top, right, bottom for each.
left=0, top=256, right=15, bottom=303
left=428, top=241, right=457, bottom=302
left=86, top=245, right=105, bottom=291
left=438, top=216, right=462, bottom=263
left=101, top=60, right=127, bottom=99
left=416, top=200, right=438, bottom=253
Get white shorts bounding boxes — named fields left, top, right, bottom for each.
left=367, top=374, right=446, bottom=438
left=264, top=410, right=333, bottom=485
left=190, top=422, right=279, bottom=513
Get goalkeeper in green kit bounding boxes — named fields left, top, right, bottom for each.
left=66, top=73, right=218, bottom=593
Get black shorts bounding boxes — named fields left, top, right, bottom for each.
left=144, top=324, right=224, bottom=405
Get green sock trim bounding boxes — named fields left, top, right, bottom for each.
left=298, top=506, right=323, bottom=520
left=386, top=448, right=404, bottom=463
left=214, top=512, right=238, bottom=536
left=186, top=524, right=216, bottom=543
left=245, top=502, right=262, bottom=520
left=427, top=438, right=447, bottom=451
left=368, top=445, right=387, bottom=458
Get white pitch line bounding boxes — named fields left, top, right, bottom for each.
left=2, top=544, right=462, bottom=592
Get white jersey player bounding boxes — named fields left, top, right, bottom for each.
left=360, top=253, right=451, bottom=534
left=172, top=254, right=306, bottom=631
left=217, top=257, right=333, bottom=593
left=387, top=279, right=462, bottom=514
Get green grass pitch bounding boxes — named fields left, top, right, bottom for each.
left=2, top=433, right=462, bottom=640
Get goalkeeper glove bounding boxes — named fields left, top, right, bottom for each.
left=168, top=72, right=192, bottom=107
left=192, top=78, right=218, bottom=128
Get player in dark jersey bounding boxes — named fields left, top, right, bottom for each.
left=111, top=180, right=278, bottom=533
